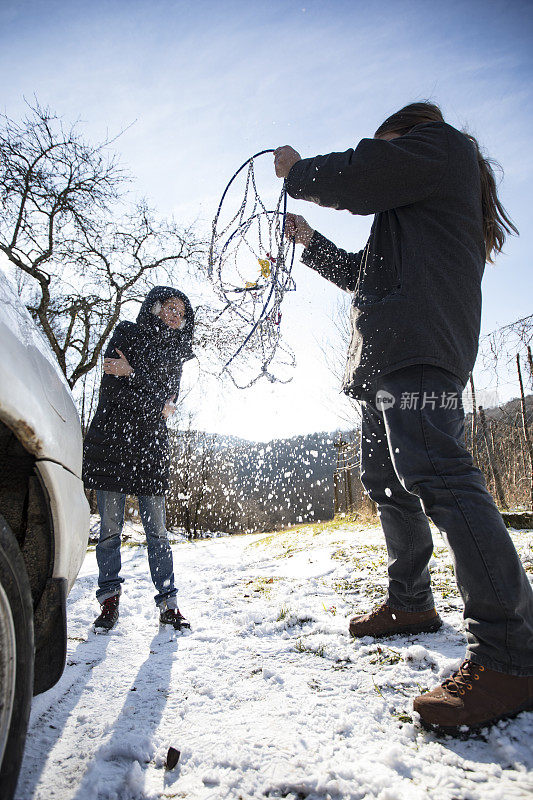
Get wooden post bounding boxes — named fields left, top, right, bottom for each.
left=342, top=446, right=349, bottom=511
left=346, top=450, right=354, bottom=510
left=516, top=353, right=533, bottom=510
left=334, top=437, right=344, bottom=514
left=478, top=405, right=508, bottom=510
left=489, top=420, right=496, bottom=455
left=333, top=471, right=340, bottom=514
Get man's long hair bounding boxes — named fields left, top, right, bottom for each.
left=374, top=101, right=518, bottom=263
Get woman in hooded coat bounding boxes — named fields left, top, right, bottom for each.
left=83, top=286, right=195, bottom=631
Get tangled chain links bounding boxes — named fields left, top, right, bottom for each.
left=208, top=150, right=296, bottom=389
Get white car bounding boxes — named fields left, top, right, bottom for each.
left=0, top=270, right=89, bottom=799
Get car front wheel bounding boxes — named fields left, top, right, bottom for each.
left=0, top=514, right=34, bottom=800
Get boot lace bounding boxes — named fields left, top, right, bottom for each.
left=162, top=608, right=185, bottom=620
left=100, top=596, right=118, bottom=620
left=369, top=603, right=390, bottom=619
left=442, top=660, right=485, bottom=696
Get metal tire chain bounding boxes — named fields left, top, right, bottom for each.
left=208, top=150, right=296, bottom=385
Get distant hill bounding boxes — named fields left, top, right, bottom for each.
left=468, top=394, right=533, bottom=425
left=168, top=392, right=532, bottom=533
left=168, top=428, right=359, bottom=531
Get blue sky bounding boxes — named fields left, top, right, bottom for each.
left=1, top=0, right=532, bottom=439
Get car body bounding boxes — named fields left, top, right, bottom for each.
left=0, top=268, right=89, bottom=797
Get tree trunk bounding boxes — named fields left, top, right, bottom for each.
left=478, top=405, right=508, bottom=510
left=516, top=354, right=533, bottom=510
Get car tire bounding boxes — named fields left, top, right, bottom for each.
left=0, top=513, right=34, bottom=800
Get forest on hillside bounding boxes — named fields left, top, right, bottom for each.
left=157, top=393, right=533, bottom=537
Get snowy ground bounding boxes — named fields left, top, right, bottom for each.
left=16, top=520, right=533, bottom=800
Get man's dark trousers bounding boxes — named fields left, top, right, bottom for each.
left=358, top=363, right=533, bottom=676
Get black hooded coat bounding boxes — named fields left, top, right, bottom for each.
left=83, top=286, right=194, bottom=496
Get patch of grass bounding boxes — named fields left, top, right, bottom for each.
left=247, top=527, right=312, bottom=550
left=394, top=712, right=413, bottom=724
left=294, top=638, right=326, bottom=658
left=264, top=790, right=308, bottom=800
left=368, top=645, right=403, bottom=666
left=246, top=577, right=278, bottom=596
left=330, top=542, right=387, bottom=570
left=331, top=547, right=351, bottom=561
left=328, top=509, right=380, bottom=530
left=295, top=615, right=314, bottom=626
left=247, top=529, right=313, bottom=560
left=333, top=577, right=387, bottom=606
left=332, top=658, right=352, bottom=671
left=333, top=577, right=362, bottom=595
left=277, top=607, right=315, bottom=626
left=247, top=512, right=380, bottom=552
left=291, top=511, right=379, bottom=537
left=248, top=532, right=278, bottom=548
left=430, top=574, right=460, bottom=600
left=277, top=542, right=302, bottom=559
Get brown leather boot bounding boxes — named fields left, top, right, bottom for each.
left=413, top=659, right=533, bottom=730
left=348, top=603, right=442, bottom=638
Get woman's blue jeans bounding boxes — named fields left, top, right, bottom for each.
left=358, top=364, right=533, bottom=676
left=95, top=491, right=178, bottom=609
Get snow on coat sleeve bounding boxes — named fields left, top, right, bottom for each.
left=102, top=324, right=168, bottom=424
left=300, top=230, right=364, bottom=293
left=285, top=122, right=449, bottom=216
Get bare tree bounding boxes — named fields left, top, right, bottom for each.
left=478, top=404, right=508, bottom=510
left=0, top=101, right=204, bottom=389
left=468, top=373, right=478, bottom=465
left=318, top=295, right=362, bottom=427
left=481, top=314, right=533, bottom=389
left=167, top=418, right=222, bottom=538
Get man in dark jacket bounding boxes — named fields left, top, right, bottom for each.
left=273, top=103, right=533, bottom=731
left=83, top=286, right=195, bottom=632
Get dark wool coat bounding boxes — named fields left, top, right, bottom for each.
left=83, top=286, right=194, bottom=496
left=286, top=121, right=485, bottom=396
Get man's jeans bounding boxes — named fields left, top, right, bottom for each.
left=359, top=364, right=533, bottom=676
left=96, top=491, right=178, bottom=609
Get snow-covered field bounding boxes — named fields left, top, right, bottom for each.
left=16, top=521, right=533, bottom=800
